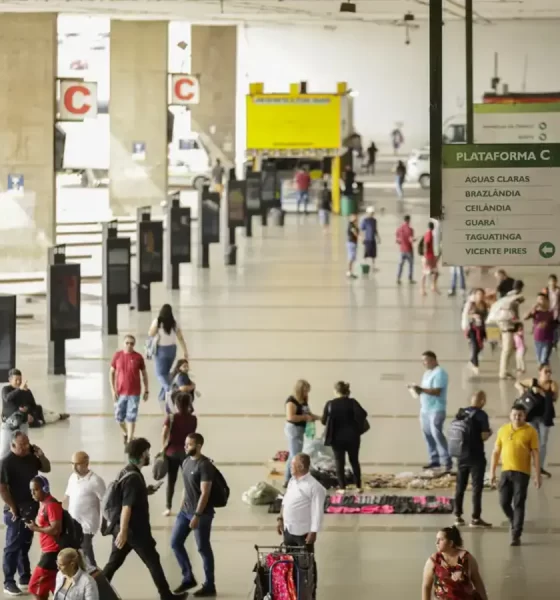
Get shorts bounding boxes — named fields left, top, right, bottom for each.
left=364, top=241, right=377, bottom=259
left=318, top=209, right=329, bottom=226
left=115, top=395, right=141, bottom=423
left=422, top=256, right=438, bottom=275
left=29, top=565, right=57, bottom=597
left=346, top=242, right=357, bottom=262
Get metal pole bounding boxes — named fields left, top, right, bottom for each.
left=429, top=0, right=443, bottom=219
left=465, top=0, right=474, bottom=144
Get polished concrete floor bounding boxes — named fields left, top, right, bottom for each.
left=6, top=191, right=560, bottom=598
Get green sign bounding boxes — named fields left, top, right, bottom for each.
left=442, top=143, right=560, bottom=267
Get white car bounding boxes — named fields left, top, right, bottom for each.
left=406, top=149, right=430, bottom=189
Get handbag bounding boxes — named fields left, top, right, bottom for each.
left=145, top=334, right=159, bottom=360
left=353, top=399, right=370, bottom=435
left=151, top=414, right=175, bottom=481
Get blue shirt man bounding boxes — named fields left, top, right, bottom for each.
left=360, top=215, right=378, bottom=243
left=413, top=351, right=451, bottom=470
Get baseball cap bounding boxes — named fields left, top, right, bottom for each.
left=366, top=206, right=375, bottom=214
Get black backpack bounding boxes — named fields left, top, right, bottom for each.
left=100, top=470, right=142, bottom=536
left=208, top=460, right=230, bottom=508
left=514, top=380, right=544, bottom=421
left=417, top=237, right=425, bottom=256
left=448, top=409, right=476, bottom=459
left=43, top=501, right=83, bottom=550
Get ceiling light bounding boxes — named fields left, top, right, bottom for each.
left=340, top=2, right=356, bottom=14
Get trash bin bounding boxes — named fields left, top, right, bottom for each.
left=341, top=194, right=357, bottom=216
left=360, top=264, right=370, bottom=275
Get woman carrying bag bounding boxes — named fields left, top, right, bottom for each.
left=322, top=381, right=369, bottom=494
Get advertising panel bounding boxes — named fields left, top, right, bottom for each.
left=474, top=103, right=560, bottom=144
left=49, top=264, right=81, bottom=341
left=138, top=221, right=163, bottom=282
left=442, top=143, right=560, bottom=266
left=170, top=206, right=191, bottom=263
left=246, top=173, right=261, bottom=214
left=227, top=181, right=246, bottom=228
left=246, top=94, right=341, bottom=150
left=0, top=295, right=16, bottom=381
left=106, top=239, right=131, bottom=303
left=201, top=193, right=221, bottom=244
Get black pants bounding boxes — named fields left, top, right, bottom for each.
left=499, top=470, right=530, bottom=539
left=332, top=439, right=361, bottom=488
left=283, top=529, right=317, bottom=599
left=81, top=533, right=96, bottom=567
left=166, top=454, right=185, bottom=510
left=102, top=531, right=173, bottom=600
left=454, top=459, right=486, bottom=520
left=468, top=328, right=482, bottom=367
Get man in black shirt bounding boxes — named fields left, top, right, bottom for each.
left=0, top=431, right=51, bottom=596
left=102, top=438, right=185, bottom=600
left=454, top=391, right=493, bottom=529
left=171, top=433, right=216, bottom=598
left=495, top=269, right=515, bottom=299
left=0, top=369, right=35, bottom=460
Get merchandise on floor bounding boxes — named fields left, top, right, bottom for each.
left=243, top=481, right=282, bottom=506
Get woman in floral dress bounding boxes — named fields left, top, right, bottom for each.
left=421, top=526, right=488, bottom=599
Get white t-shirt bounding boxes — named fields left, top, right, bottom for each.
left=65, top=471, right=107, bottom=535
left=150, top=319, right=179, bottom=346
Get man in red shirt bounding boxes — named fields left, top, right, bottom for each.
left=395, top=215, right=416, bottom=284
left=26, top=476, right=62, bottom=600
left=110, top=335, right=149, bottom=445
left=421, top=221, right=440, bottom=296
left=294, top=166, right=311, bottom=214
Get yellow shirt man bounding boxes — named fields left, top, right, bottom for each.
left=495, top=422, right=538, bottom=475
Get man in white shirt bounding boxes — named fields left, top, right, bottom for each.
left=64, top=451, right=106, bottom=567
left=276, top=453, right=326, bottom=599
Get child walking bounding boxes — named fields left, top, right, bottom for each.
left=513, top=323, right=526, bottom=374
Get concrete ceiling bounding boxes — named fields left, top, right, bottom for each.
left=1, top=0, right=559, bottom=24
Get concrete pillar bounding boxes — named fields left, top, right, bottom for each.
left=0, top=14, right=56, bottom=274
left=110, top=21, right=168, bottom=216
left=190, top=26, right=237, bottom=167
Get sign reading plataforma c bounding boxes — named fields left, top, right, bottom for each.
left=442, top=143, right=560, bottom=266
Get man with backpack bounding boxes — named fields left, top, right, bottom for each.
left=102, top=438, right=185, bottom=600
left=450, top=391, right=493, bottom=529
left=171, top=433, right=226, bottom=598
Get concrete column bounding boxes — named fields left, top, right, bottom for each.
left=0, top=14, right=56, bottom=274
left=190, top=26, right=237, bottom=167
left=110, top=21, right=168, bottom=216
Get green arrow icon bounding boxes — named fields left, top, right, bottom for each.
left=539, top=242, right=556, bottom=259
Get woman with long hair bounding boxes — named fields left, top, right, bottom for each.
left=54, top=548, right=99, bottom=600
left=161, top=392, right=197, bottom=516
left=283, top=380, right=319, bottom=488
left=322, top=381, right=368, bottom=493
left=148, top=304, right=189, bottom=405
left=421, top=526, right=488, bottom=599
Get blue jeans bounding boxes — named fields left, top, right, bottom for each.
left=397, top=252, right=414, bottom=281
left=530, top=417, right=550, bottom=468
left=114, top=395, right=140, bottom=423
left=171, top=511, right=214, bottom=588
left=395, top=176, right=404, bottom=199
left=534, top=340, right=551, bottom=366
left=297, top=190, right=309, bottom=212
left=450, top=266, right=466, bottom=292
left=420, top=410, right=451, bottom=467
left=3, top=512, right=33, bottom=586
left=284, top=423, right=305, bottom=483
left=154, top=344, right=177, bottom=402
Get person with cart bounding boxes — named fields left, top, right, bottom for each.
left=276, top=453, right=325, bottom=599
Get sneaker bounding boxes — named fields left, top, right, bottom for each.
left=447, top=289, right=456, bottom=297
left=454, top=516, right=465, bottom=527
left=510, top=537, right=521, bottom=546
left=397, top=279, right=402, bottom=285
left=172, top=593, right=188, bottom=600
left=3, top=583, right=23, bottom=596
left=541, top=469, right=552, bottom=478
left=193, top=586, right=217, bottom=597
left=470, top=518, right=492, bottom=528
left=163, top=509, right=171, bottom=517
left=409, top=279, right=416, bottom=284
left=423, top=463, right=441, bottom=470
left=173, top=579, right=198, bottom=594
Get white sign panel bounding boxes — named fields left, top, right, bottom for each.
left=170, top=74, right=200, bottom=105
left=474, top=103, right=560, bottom=144
left=442, top=144, right=560, bottom=266
left=58, top=80, right=98, bottom=121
